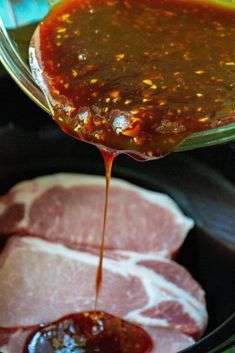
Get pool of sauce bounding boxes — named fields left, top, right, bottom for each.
left=30, top=0, right=235, bottom=159
left=23, top=311, right=153, bottom=353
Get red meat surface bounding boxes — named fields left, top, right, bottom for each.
left=0, top=237, right=207, bottom=339
left=0, top=174, right=194, bottom=257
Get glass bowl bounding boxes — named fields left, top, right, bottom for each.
left=0, top=0, right=235, bottom=152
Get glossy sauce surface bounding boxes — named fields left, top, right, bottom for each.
left=24, top=311, right=153, bottom=353
left=30, top=0, right=235, bottom=158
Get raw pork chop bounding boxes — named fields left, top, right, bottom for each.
left=0, top=236, right=207, bottom=339
left=0, top=174, right=193, bottom=257
left=0, top=326, right=194, bottom=353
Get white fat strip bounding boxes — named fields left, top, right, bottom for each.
left=21, top=237, right=206, bottom=329
left=127, top=276, right=169, bottom=327
left=22, top=237, right=130, bottom=280
left=111, top=249, right=170, bottom=261
left=116, top=251, right=207, bottom=328
left=0, top=173, right=194, bottom=235
left=125, top=274, right=206, bottom=329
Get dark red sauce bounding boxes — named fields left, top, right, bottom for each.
left=30, top=0, right=235, bottom=159
left=23, top=311, right=153, bottom=353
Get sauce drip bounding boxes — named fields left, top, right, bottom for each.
left=24, top=311, right=153, bottom=353
left=95, top=149, right=116, bottom=307
left=30, top=0, right=235, bottom=159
